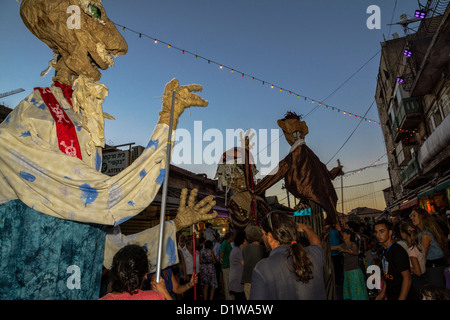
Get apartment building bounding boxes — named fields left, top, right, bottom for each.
left=375, top=4, right=450, bottom=216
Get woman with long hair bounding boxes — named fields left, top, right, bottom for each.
left=399, top=221, right=427, bottom=294
left=249, top=210, right=326, bottom=300
left=331, top=229, right=369, bottom=300
left=410, top=207, right=448, bottom=288
left=99, top=244, right=172, bottom=300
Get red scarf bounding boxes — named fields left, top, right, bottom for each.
left=54, top=81, right=73, bottom=106
left=35, top=84, right=82, bottom=160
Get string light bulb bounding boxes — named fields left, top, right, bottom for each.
left=117, top=22, right=384, bottom=128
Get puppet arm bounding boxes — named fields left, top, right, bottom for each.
left=254, top=159, right=288, bottom=195
left=0, top=88, right=204, bottom=226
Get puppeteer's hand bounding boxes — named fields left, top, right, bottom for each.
left=158, top=78, right=208, bottom=129
left=173, top=188, right=217, bottom=231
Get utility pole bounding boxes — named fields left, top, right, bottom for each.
left=338, top=159, right=344, bottom=215
left=282, top=182, right=290, bottom=208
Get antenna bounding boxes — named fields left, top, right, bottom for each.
left=387, top=13, right=422, bottom=35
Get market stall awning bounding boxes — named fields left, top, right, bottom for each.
left=399, top=198, right=418, bottom=210
left=418, top=179, right=450, bottom=198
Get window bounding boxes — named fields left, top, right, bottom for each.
left=441, top=93, right=449, bottom=118
left=433, top=108, right=443, bottom=127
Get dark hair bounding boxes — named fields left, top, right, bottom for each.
left=224, top=231, right=234, bottom=241
left=261, top=210, right=313, bottom=283
left=110, top=244, right=149, bottom=295
left=234, top=230, right=246, bottom=247
left=374, top=219, right=393, bottom=230
left=245, top=225, right=262, bottom=243
left=283, top=111, right=303, bottom=120
left=342, top=229, right=356, bottom=243
left=421, top=284, right=450, bottom=300
left=204, top=240, right=213, bottom=250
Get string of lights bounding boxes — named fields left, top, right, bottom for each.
left=114, top=21, right=386, bottom=127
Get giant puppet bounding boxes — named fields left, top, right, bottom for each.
left=0, top=0, right=216, bottom=300
left=217, top=112, right=342, bottom=299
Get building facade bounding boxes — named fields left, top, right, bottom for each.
left=375, top=4, right=450, bottom=217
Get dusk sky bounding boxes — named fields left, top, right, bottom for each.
left=0, top=0, right=423, bottom=213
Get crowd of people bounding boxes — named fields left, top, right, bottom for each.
left=330, top=207, right=450, bottom=300
left=98, top=207, right=450, bottom=301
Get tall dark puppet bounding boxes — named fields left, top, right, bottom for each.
left=254, top=111, right=343, bottom=299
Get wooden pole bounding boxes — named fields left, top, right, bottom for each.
left=155, top=90, right=176, bottom=282
left=192, top=224, right=197, bottom=300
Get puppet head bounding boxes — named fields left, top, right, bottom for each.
left=20, top=0, right=128, bottom=85
left=277, top=111, right=309, bottom=146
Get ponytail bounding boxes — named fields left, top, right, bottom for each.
left=262, top=211, right=313, bottom=284
left=288, top=241, right=313, bottom=283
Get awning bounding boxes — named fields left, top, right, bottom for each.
left=212, top=205, right=229, bottom=219
left=399, top=198, right=418, bottom=210
left=418, top=179, right=450, bottom=199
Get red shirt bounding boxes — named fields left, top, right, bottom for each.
left=99, top=290, right=165, bottom=300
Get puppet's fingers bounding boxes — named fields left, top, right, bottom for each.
left=195, top=197, right=216, bottom=215
left=194, top=195, right=216, bottom=210
left=187, top=188, right=198, bottom=208
left=164, top=78, right=179, bottom=94
left=199, top=210, right=218, bottom=221
left=179, top=84, right=203, bottom=93
left=179, top=188, right=188, bottom=209
left=183, top=93, right=209, bottom=107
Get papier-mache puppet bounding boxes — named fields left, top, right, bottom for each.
left=0, top=0, right=216, bottom=299
left=215, top=132, right=271, bottom=231
left=255, top=111, right=342, bottom=226
left=254, top=111, right=343, bottom=299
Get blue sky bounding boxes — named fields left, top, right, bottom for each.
left=0, top=0, right=422, bottom=212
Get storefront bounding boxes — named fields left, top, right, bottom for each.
left=418, top=178, right=450, bottom=214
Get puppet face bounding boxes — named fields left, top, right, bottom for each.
left=20, top=0, right=128, bottom=84
left=277, top=118, right=309, bottom=146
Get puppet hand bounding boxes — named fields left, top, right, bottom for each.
left=158, top=78, right=208, bottom=129
left=173, top=188, right=217, bottom=231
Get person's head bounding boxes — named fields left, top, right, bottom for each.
left=410, top=207, right=448, bottom=254
left=374, top=219, right=393, bottom=248
left=178, top=234, right=186, bottom=247
left=421, top=284, right=450, bottom=300
left=409, top=207, right=428, bottom=228
left=204, top=240, right=213, bottom=250
left=205, top=223, right=212, bottom=229
left=245, top=225, right=263, bottom=243
left=342, top=229, right=355, bottom=243
left=260, top=211, right=298, bottom=250
left=233, top=230, right=247, bottom=247
left=260, top=210, right=313, bottom=283
left=399, top=221, right=420, bottom=248
left=109, top=244, right=149, bottom=295
left=223, top=231, right=234, bottom=242
left=186, top=239, right=193, bottom=253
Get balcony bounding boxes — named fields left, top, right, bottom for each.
left=397, top=97, right=421, bottom=130
left=392, top=97, right=421, bottom=142
left=401, top=156, right=421, bottom=185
